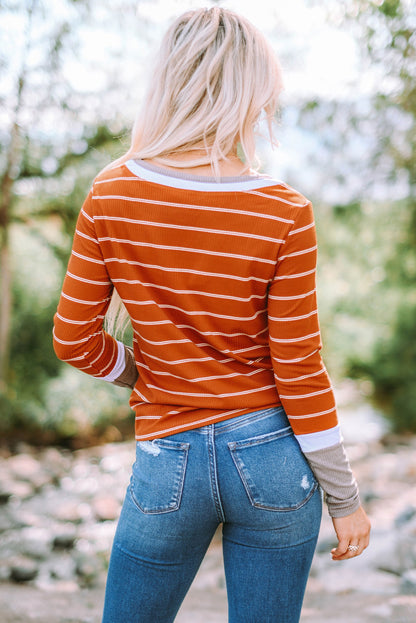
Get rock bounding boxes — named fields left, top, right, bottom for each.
left=75, top=553, right=102, bottom=587
left=20, top=527, right=52, bottom=560
left=7, top=454, right=41, bottom=481
left=53, top=525, right=78, bottom=550
left=0, top=507, right=18, bottom=532
left=54, top=501, right=91, bottom=523
left=1, top=479, right=34, bottom=500
left=0, top=564, right=10, bottom=581
left=315, top=535, right=338, bottom=554
left=41, top=447, right=71, bottom=480
left=92, top=495, right=120, bottom=522
left=10, top=557, right=39, bottom=582
left=395, top=505, right=416, bottom=528
left=365, top=603, right=393, bottom=618
left=0, top=487, right=12, bottom=505
left=401, top=569, right=416, bottom=595
left=49, top=555, right=77, bottom=581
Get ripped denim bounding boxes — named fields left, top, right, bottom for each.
left=102, top=407, right=322, bottom=623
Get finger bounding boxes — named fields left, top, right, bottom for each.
left=346, top=543, right=360, bottom=556
left=331, top=537, right=350, bottom=558
left=332, top=542, right=363, bottom=561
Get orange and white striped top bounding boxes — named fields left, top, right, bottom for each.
left=53, top=159, right=341, bottom=452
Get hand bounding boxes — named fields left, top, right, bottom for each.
left=112, top=346, right=138, bottom=389
left=331, top=505, right=371, bottom=561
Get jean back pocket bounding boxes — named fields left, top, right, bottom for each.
left=130, top=439, right=190, bottom=514
left=228, top=427, right=318, bottom=512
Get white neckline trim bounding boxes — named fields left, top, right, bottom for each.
left=125, top=159, right=283, bottom=192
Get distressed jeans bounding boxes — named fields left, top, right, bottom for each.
left=102, top=407, right=322, bottom=623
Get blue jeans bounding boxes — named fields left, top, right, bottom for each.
left=102, top=407, right=322, bottom=623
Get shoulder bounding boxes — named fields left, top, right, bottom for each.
left=249, top=177, right=310, bottom=209
left=91, top=160, right=134, bottom=194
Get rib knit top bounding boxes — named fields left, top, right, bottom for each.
left=53, top=159, right=342, bottom=453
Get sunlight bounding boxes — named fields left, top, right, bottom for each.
left=134, top=0, right=360, bottom=98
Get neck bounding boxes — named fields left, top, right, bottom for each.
left=145, top=149, right=250, bottom=177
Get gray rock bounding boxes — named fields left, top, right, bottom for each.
left=9, top=557, right=39, bottom=582
left=0, top=487, right=12, bottom=505
left=315, top=535, right=338, bottom=554
left=7, top=454, right=41, bottom=481
left=0, top=507, right=19, bottom=532
left=54, top=501, right=89, bottom=523
left=53, top=525, right=78, bottom=550
left=75, top=553, right=103, bottom=587
left=395, top=505, right=416, bottom=528
left=49, top=555, right=77, bottom=581
left=2, top=479, right=34, bottom=500
left=20, top=527, right=52, bottom=560
left=401, top=569, right=416, bottom=595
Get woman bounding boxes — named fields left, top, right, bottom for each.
left=53, top=7, right=371, bottom=622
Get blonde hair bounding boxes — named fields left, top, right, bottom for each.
left=106, top=6, right=283, bottom=337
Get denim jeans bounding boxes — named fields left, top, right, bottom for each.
left=102, top=407, right=322, bottom=623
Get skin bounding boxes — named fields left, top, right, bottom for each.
left=146, top=148, right=372, bottom=563
left=331, top=506, right=371, bottom=561
left=144, top=146, right=250, bottom=177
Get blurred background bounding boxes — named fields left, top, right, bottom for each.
left=0, top=0, right=415, bottom=446
left=1, top=2, right=416, bottom=620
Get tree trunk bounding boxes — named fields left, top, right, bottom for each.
left=0, top=121, right=18, bottom=392
left=0, top=226, right=11, bottom=393
left=0, top=0, right=35, bottom=391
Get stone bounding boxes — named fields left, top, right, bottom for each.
left=92, top=495, right=120, bottom=522
left=7, top=454, right=41, bottom=481
left=49, top=555, right=77, bottom=581
left=0, top=487, right=12, bottom=505
left=365, top=603, right=393, bottom=618
left=53, top=525, right=78, bottom=550
left=2, top=479, right=34, bottom=500
left=315, top=535, right=338, bottom=554
left=395, top=505, right=416, bottom=528
left=54, top=501, right=90, bottom=523
left=9, top=557, right=39, bottom=582
left=0, top=507, right=18, bottom=532
left=401, top=569, right=416, bottom=595
left=75, top=553, right=102, bottom=587
left=20, top=527, right=52, bottom=560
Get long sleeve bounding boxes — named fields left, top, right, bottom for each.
left=53, top=190, right=122, bottom=379
left=268, top=201, right=340, bottom=449
left=268, top=201, right=360, bottom=516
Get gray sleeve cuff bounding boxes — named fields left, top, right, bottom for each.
left=304, top=442, right=361, bottom=518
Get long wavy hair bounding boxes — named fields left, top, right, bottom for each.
left=105, top=6, right=283, bottom=337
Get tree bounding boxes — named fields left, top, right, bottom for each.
left=309, top=0, right=416, bottom=430
left=0, top=0, right=141, bottom=393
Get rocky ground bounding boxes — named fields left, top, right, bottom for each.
left=0, top=399, right=416, bottom=622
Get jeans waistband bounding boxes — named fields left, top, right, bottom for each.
left=193, top=406, right=289, bottom=436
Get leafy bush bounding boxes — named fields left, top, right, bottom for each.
left=349, top=303, right=416, bottom=432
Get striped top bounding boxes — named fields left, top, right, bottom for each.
left=53, top=159, right=341, bottom=452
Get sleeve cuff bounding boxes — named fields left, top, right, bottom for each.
left=100, top=340, right=126, bottom=382
left=295, top=424, right=342, bottom=453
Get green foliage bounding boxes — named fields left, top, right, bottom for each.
left=349, top=304, right=416, bottom=432
left=378, top=0, right=402, bottom=18
left=9, top=284, right=61, bottom=400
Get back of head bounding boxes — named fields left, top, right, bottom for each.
left=124, top=6, right=283, bottom=177
left=106, top=7, right=283, bottom=335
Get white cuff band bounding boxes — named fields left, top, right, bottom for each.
left=101, top=340, right=126, bottom=382
left=295, top=424, right=342, bottom=453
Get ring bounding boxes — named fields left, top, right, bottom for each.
left=347, top=545, right=359, bottom=552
